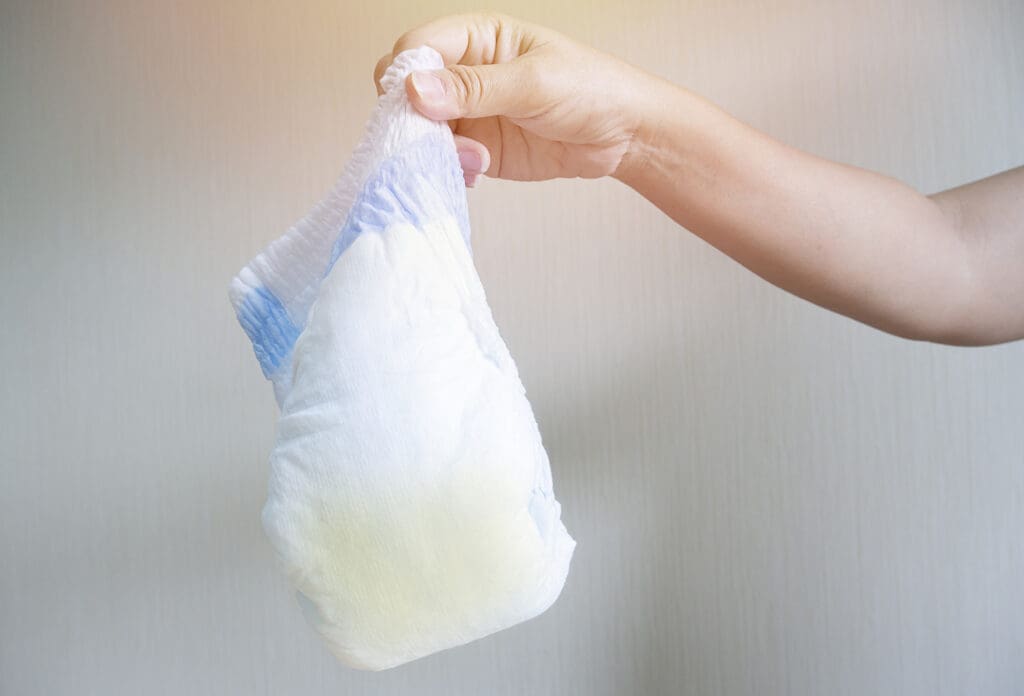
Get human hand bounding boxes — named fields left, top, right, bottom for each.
left=374, top=13, right=663, bottom=186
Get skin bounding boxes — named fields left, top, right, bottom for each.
left=374, top=13, right=1024, bottom=346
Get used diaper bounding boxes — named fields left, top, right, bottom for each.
left=229, top=47, right=575, bottom=671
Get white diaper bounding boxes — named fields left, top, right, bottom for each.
left=229, top=46, right=575, bottom=671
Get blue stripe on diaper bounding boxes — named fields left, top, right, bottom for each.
left=327, top=131, right=469, bottom=273
left=234, top=130, right=469, bottom=381
left=235, top=285, right=300, bottom=378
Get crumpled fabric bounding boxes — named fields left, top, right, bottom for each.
left=229, top=46, right=575, bottom=671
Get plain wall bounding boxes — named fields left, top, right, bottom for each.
left=2, top=1, right=1022, bottom=694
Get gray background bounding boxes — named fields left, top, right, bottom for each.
left=2, top=1, right=1023, bottom=694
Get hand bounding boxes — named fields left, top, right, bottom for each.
left=374, top=13, right=662, bottom=186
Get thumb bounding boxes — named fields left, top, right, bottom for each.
left=406, top=62, right=537, bottom=121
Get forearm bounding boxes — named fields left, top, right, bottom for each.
left=615, top=80, right=1019, bottom=345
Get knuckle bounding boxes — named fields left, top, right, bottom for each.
left=448, top=65, right=486, bottom=112
left=484, top=11, right=512, bottom=28
left=516, top=57, right=548, bottom=103
left=519, top=56, right=543, bottom=87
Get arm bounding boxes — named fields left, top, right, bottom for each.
left=616, top=87, right=1024, bottom=345
left=380, top=13, right=1024, bottom=346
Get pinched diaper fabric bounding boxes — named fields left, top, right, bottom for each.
left=229, top=47, right=575, bottom=671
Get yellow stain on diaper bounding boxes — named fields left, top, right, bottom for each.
left=294, top=460, right=544, bottom=669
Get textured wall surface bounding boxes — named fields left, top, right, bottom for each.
left=1, top=1, right=1022, bottom=694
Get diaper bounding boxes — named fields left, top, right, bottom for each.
left=229, top=46, right=575, bottom=671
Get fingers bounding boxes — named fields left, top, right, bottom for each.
left=375, top=13, right=544, bottom=85
left=377, top=13, right=551, bottom=121
left=375, top=52, right=494, bottom=187
left=452, top=134, right=490, bottom=187
left=406, top=60, right=542, bottom=121
left=392, top=13, right=528, bottom=66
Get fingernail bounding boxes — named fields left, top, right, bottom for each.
left=458, top=149, right=483, bottom=175
left=410, top=71, right=446, bottom=102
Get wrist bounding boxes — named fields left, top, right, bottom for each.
left=612, top=77, right=689, bottom=189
